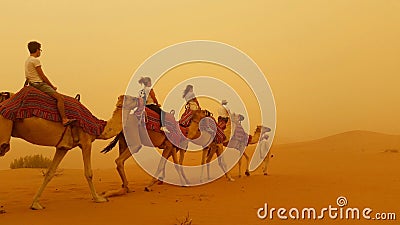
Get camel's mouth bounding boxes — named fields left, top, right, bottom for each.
left=0, top=143, right=10, bottom=157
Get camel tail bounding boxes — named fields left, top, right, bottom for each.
left=101, top=132, right=121, bottom=154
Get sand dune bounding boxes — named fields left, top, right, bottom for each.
left=0, top=130, right=399, bottom=225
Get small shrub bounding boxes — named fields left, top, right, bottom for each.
left=10, top=154, right=52, bottom=169
left=176, top=212, right=192, bottom=225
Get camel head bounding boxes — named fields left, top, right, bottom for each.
left=254, top=125, right=271, bottom=136
left=116, top=95, right=138, bottom=110
left=231, top=113, right=245, bottom=125
left=260, top=125, right=271, bottom=134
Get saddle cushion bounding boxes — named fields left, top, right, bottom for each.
left=199, top=117, right=226, bottom=144
left=138, top=107, right=183, bottom=145
left=231, top=124, right=249, bottom=143
left=0, top=86, right=107, bottom=136
left=179, top=109, right=193, bottom=127
left=144, top=107, right=161, bottom=132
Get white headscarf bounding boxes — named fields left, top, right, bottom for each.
left=183, top=90, right=196, bottom=102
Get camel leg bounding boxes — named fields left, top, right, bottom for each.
left=0, top=116, right=12, bottom=157
left=238, top=155, right=243, bottom=178
left=31, top=148, right=68, bottom=210
left=263, top=151, right=272, bottom=176
left=178, top=149, right=190, bottom=185
left=81, top=142, right=108, bottom=203
left=116, top=148, right=132, bottom=189
left=205, top=145, right=218, bottom=181
left=102, top=148, right=134, bottom=198
left=170, top=147, right=186, bottom=186
left=215, top=146, right=234, bottom=182
left=145, top=147, right=171, bottom=191
left=257, top=140, right=271, bottom=175
left=243, top=152, right=251, bottom=176
left=200, top=148, right=208, bottom=182
left=116, top=136, right=134, bottom=190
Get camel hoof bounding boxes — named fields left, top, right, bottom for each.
left=102, top=188, right=128, bottom=198
left=95, top=196, right=108, bottom=203
left=264, top=172, right=268, bottom=176
left=144, top=187, right=151, bottom=192
left=245, top=171, right=251, bottom=176
left=157, top=180, right=164, bottom=185
left=30, top=202, right=45, bottom=210
left=228, top=177, right=235, bottom=182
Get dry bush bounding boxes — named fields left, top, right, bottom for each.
left=176, top=212, right=192, bottom=225
left=10, top=154, right=52, bottom=169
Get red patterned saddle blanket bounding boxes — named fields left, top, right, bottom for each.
left=0, top=86, right=106, bottom=136
left=199, top=116, right=227, bottom=144
left=179, top=108, right=193, bottom=127
left=225, top=123, right=252, bottom=147
left=135, top=106, right=183, bottom=145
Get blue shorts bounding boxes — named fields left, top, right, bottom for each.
left=29, top=82, right=56, bottom=95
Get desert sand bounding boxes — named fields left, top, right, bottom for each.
left=0, top=130, right=399, bottom=225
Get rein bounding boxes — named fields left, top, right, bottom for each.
left=55, top=126, right=70, bottom=148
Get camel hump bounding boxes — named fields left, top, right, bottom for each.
left=0, top=86, right=106, bottom=136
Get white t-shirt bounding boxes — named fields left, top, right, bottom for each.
left=25, top=56, right=43, bottom=83
left=139, top=86, right=156, bottom=105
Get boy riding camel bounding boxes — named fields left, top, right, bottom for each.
left=25, top=41, right=75, bottom=126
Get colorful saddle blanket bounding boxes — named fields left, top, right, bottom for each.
left=226, top=123, right=252, bottom=147
left=134, top=105, right=184, bottom=145
left=199, top=117, right=226, bottom=144
left=0, top=86, right=107, bottom=136
left=179, top=108, right=193, bottom=127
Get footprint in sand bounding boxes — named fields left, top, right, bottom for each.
left=383, top=149, right=399, bottom=153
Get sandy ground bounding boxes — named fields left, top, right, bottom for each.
left=0, top=130, right=399, bottom=225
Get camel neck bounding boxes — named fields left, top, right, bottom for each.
left=97, top=107, right=125, bottom=139
left=249, top=128, right=261, bottom=144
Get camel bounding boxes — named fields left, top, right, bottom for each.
left=185, top=111, right=236, bottom=182
left=100, top=109, right=219, bottom=194
left=226, top=113, right=270, bottom=177
left=254, top=126, right=273, bottom=176
left=0, top=93, right=138, bottom=210
left=99, top=108, right=206, bottom=196
left=195, top=112, right=270, bottom=180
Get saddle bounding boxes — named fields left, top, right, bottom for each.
left=179, top=108, right=193, bottom=127
left=224, top=123, right=252, bottom=148
left=199, top=116, right=227, bottom=144
left=0, top=86, right=106, bottom=136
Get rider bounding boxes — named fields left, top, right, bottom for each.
left=182, top=84, right=201, bottom=111
left=25, top=41, right=75, bottom=126
left=218, top=99, right=230, bottom=122
left=138, top=77, right=169, bottom=133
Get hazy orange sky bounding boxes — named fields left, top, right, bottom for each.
left=1, top=0, right=400, bottom=144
